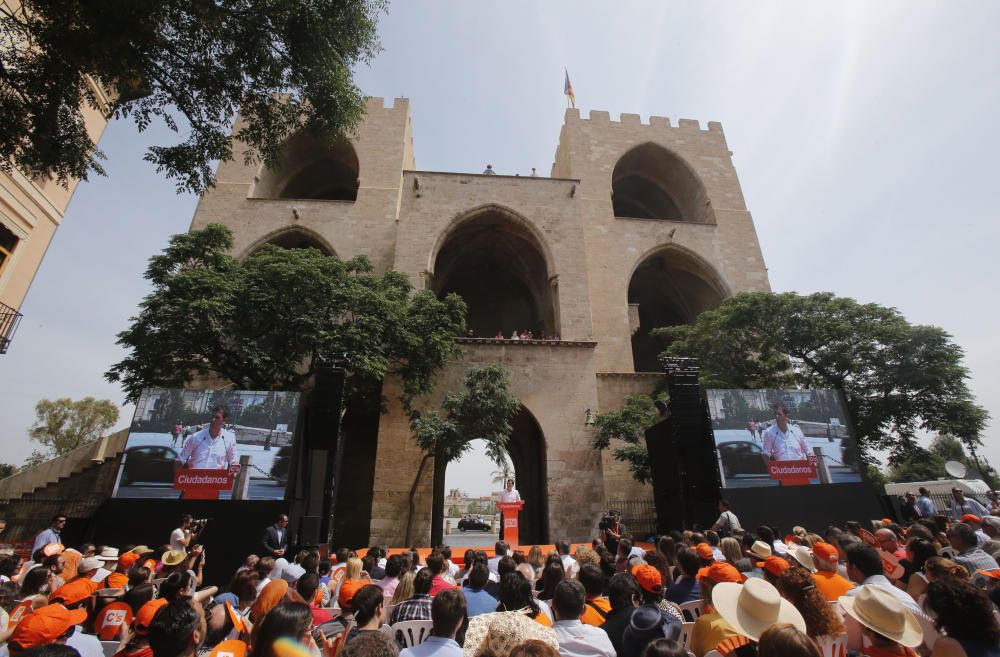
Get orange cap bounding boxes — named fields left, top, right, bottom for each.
left=338, top=578, right=366, bottom=610
left=976, top=569, right=1000, bottom=581
left=9, top=604, right=87, bottom=649
left=42, top=543, right=65, bottom=557
left=134, top=598, right=168, bottom=635
left=142, top=558, right=157, bottom=571
left=784, top=534, right=800, bottom=546
left=880, top=518, right=893, bottom=526
left=695, top=543, right=714, bottom=560
left=119, top=552, right=140, bottom=569
left=962, top=514, right=982, bottom=524
left=756, top=555, right=790, bottom=577
left=630, top=564, right=663, bottom=594
left=812, top=542, right=839, bottom=563
left=697, top=562, right=746, bottom=584
left=49, top=577, right=99, bottom=606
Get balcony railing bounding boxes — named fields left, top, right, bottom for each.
left=0, top=301, right=23, bottom=354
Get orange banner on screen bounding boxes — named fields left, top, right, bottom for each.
left=768, top=460, right=817, bottom=486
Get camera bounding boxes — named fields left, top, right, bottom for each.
left=598, top=513, right=615, bottom=531
left=191, top=518, right=210, bottom=532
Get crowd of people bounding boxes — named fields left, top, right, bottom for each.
left=0, top=502, right=999, bottom=657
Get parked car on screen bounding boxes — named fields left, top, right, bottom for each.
left=120, top=446, right=178, bottom=485
left=458, top=516, right=491, bottom=532
left=717, top=440, right=769, bottom=479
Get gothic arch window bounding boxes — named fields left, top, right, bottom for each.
left=628, top=246, right=727, bottom=371
left=430, top=207, right=558, bottom=338
left=611, top=143, right=711, bottom=223
left=244, top=227, right=337, bottom=258
left=253, top=131, right=359, bottom=201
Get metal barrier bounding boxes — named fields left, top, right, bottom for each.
left=606, top=498, right=657, bottom=538
left=0, top=300, right=22, bottom=354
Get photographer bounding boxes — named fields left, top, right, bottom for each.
left=169, top=515, right=205, bottom=551
left=599, top=510, right=624, bottom=556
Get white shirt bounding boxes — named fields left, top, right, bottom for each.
left=178, top=427, right=239, bottom=469
left=32, top=528, right=61, bottom=555
left=499, top=488, right=521, bottom=503
left=256, top=576, right=271, bottom=594
left=552, top=619, right=616, bottom=657
left=170, top=528, right=188, bottom=551
left=560, top=555, right=579, bottom=579
left=762, top=423, right=809, bottom=461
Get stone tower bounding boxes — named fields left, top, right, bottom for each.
left=190, top=98, right=770, bottom=545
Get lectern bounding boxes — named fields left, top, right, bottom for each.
left=498, top=501, right=524, bottom=549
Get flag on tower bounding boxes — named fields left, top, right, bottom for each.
left=564, top=69, right=576, bottom=109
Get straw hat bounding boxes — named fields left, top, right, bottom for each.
left=97, top=547, right=119, bottom=562
left=162, top=550, right=187, bottom=566
left=789, top=546, right=816, bottom=572
left=838, top=586, right=923, bottom=648
left=711, top=577, right=806, bottom=641
left=463, top=611, right=559, bottom=657
left=748, top=541, right=772, bottom=560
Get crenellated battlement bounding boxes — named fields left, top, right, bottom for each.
left=364, top=96, right=411, bottom=112
left=564, top=107, right=723, bottom=134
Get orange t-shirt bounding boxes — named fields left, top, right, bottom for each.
left=812, top=570, right=855, bottom=601
left=532, top=611, right=553, bottom=627
left=580, top=597, right=612, bottom=626
left=106, top=572, right=129, bottom=589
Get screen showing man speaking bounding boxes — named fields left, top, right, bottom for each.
left=112, top=388, right=300, bottom=500
left=706, top=389, right=863, bottom=488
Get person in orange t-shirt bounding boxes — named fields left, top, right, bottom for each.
left=810, top=542, right=855, bottom=601
left=106, top=552, right=140, bottom=589
left=578, top=564, right=611, bottom=626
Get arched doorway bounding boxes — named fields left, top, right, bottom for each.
left=430, top=207, right=558, bottom=339
left=441, top=406, right=549, bottom=546
left=244, top=227, right=337, bottom=258
left=253, top=131, right=360, bottom=201
left=612, top=143, right=712, bottom=223
left=628, top=247, right=728, bottom=372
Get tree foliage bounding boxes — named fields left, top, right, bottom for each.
left=0, top=463, right=17, bottom=479
left=591, top=394, right=666, bottom=484
left=0, top=0, right=386, bottom=193
left=404, top=364, right=520, bottom=545
left=658, top=292, right=988, bottom=464
left=106, top=224, right=467, bottom=406
left=26, top=397, right=119, bottom=467
left=888, top=434, right=998, bottom=488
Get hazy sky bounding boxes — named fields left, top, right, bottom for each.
left=2, top=2, right=999, bottom=498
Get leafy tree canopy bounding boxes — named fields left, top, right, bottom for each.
left=887, top=434, right=998, bottom=488
left=0, top=463, right=17, bottom=479
left=591, top=393, right=666, bottom=484
left=0, top=0, right=385, bottom=193
left=657, top=292, right=988, bottom=464
left=27, top=397, right=119, bottom=467
left=106, top=224, right=466, bottom=405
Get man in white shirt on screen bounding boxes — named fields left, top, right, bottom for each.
left=761, top=401, right=810, bottom=462
left=177, top=406, right=239, bottom=471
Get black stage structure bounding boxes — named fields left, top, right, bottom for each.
left=644, top=357, right=890, bottom=535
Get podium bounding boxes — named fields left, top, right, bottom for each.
left=498, top=501, right=524, bottom=548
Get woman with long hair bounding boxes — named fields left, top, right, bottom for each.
left=644, top=551, right=674, bottom=588
left=345, top=557, right=365, bottom=581
left=776, top=568, right=845, bottom=642
left=538, top=559, right=565, bottom=601
left=344, top=585, right=385, bottom=644
left=497, top=572, right=550, bottom=626
left=18, top=566, right=52, bottom=599
left=527, top=546, right=545, bottom=576
left=904, top=538, right=939, bottom=602
left=923, top=556, right=970, bottom=590
left=720, top=538, right=752, bottom=573
left=248, top=601, right=319, bottom=657
left=757, top=625, right=822, bottom=657
left=391, top=571, right=416, bottom=605
left=657, top=536, right=678, bottom=570
left=924, top=577, right=1000, bottom=657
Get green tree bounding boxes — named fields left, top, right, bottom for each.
left=591, top=394, right=666, bottom=484
left=0, top=463, right=16, bottom=479
left=490, top=460, right=514, bottom=488
left=0, top=0, right=386, bottom=194
left=106, top=224, right=466, bottom=406
left=26, top=397, right=119, bottom=467
left=405, top=364, right=520, bottom=546
left=658, top=292, right=988, bottom=464
left=888, top=434, right=999, bottom=488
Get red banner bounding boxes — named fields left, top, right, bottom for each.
left=768, top=459, right=817, bottom=486
left=174, top=468, right=236, bottom=499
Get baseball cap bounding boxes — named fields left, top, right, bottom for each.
left=78, top=557, right=102, bottom=573
left=134, top=598, right=169, bottom=635
left=756, top=555, right=790, bottom=578
left=9, top=604, right=87, bottom=649
left=42, top=543, right=65, bottom=558
left=697, top=562, right=746, bottom=584
left=695, top=544, right=714, bottom=561
left=119, top=552, right=140, bottom=569
left=631, top=564, right=663, bottom=595
left=812, top=542, right=839, bottom=563
left=49, top=577, right=99, bottom=606
left=962, top=514, right=982, bottom=524
left=976, top=569, right=1000, bottom=581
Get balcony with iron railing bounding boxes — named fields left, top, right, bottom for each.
left=0, top=300, right=23, bottom=354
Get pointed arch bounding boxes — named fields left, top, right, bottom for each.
left=242, top=226, right=338, bottom=259
left=627, top=244, right=729, bottom=371
left=428, top=205, right=559, bottom=338
left=612, top=142, right=713, bottom=223
left=252, top=131, right=359, bottom=201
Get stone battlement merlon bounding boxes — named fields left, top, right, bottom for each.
left=564, top=107, right=724, bottom=135
left=364, top=96, right=411, bottom=111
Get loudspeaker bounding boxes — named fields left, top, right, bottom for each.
left=299, top=515, right=322, bottom=547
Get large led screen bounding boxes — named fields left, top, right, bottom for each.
left=706, top=389, right=863, bottom=488
left=112, top=388, right=300, bottom=500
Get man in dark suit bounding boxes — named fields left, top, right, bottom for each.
left=262, top=513, right=292, bottom=558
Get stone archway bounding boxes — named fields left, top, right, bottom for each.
left=253, top=131, right=359, bottom=201
left=430, top=207, right=558, bottom=339
left=243, top=227, right=337, bottom=259
left=612, top=142, right=712, bottom=223
left=628, top=246, right=728, bottom=372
